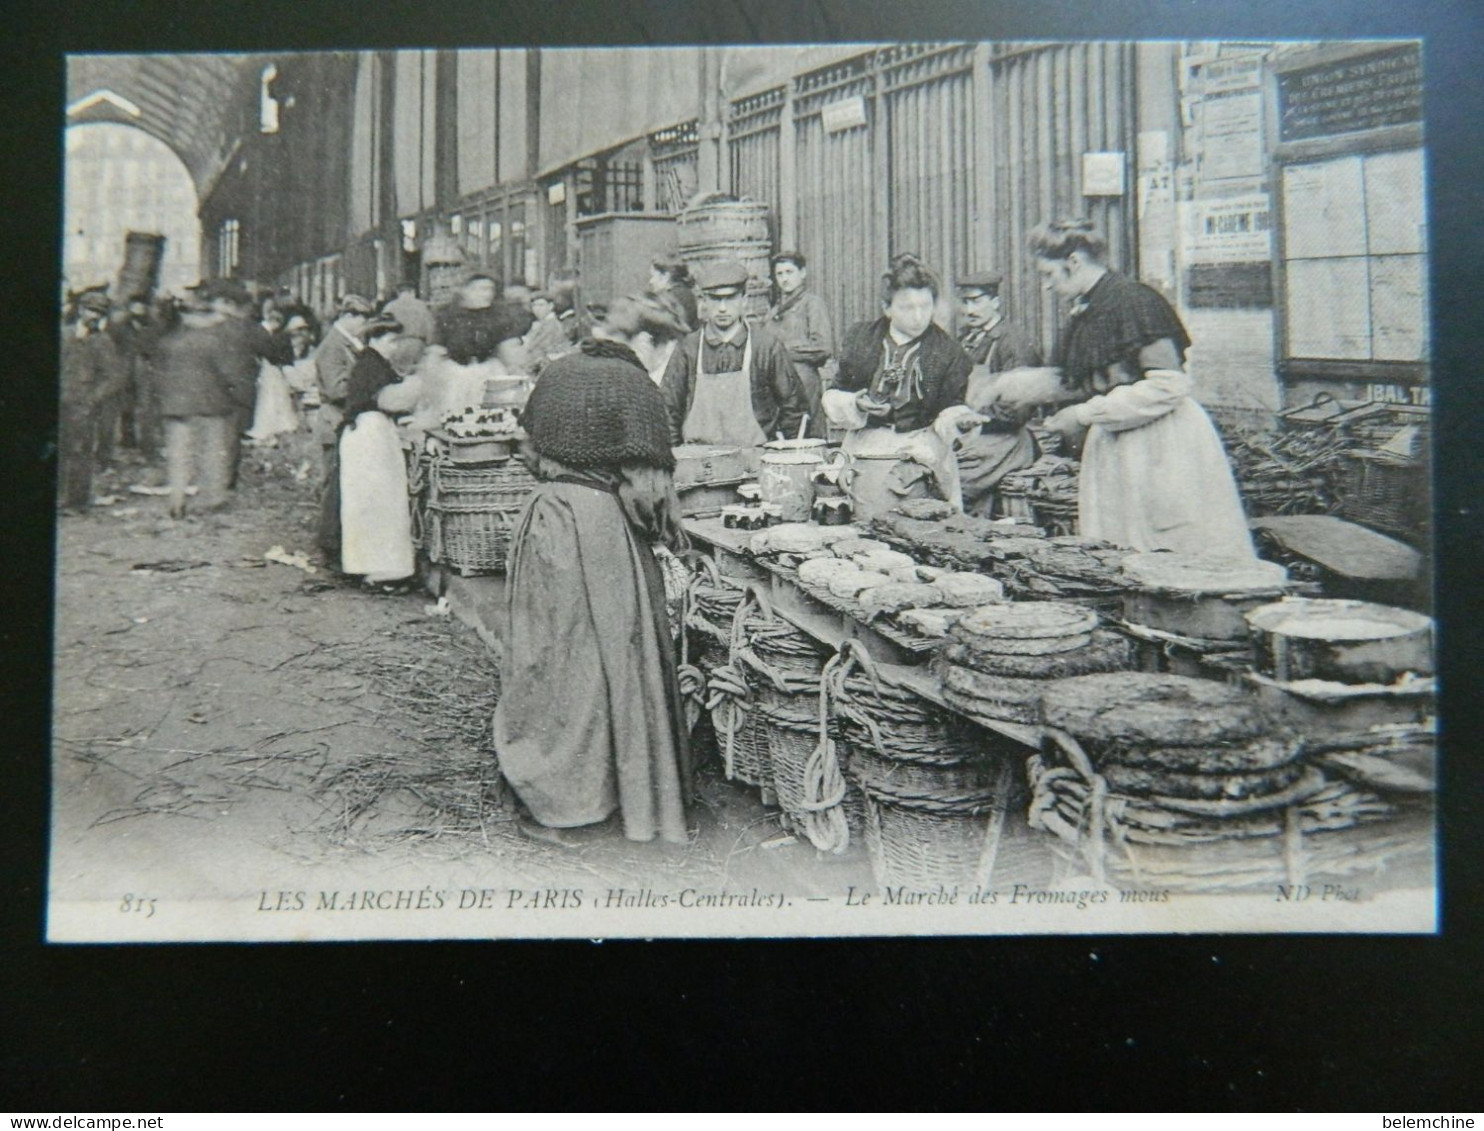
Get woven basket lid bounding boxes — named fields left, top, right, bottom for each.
left=941, top=628, right=1130, bottom=679
left=673, top=443, right=742, bottom=460
left=954, top=601, right=1098, bottom=641
left=813, top=524, right=863, bottom=545
left=1120, top=552, right=1288, bottom=596
left=860, top=581, right=943, bottom=617
left=938, top=573, right=1006, bottom=606
left=896, top=607, right=968, bottom=637
left=1243, top=597, right=1431, bottom=642
left=1041, top=672, right=1269, bottom=746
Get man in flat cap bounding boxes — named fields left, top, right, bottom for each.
left=661, top=259, right=805, bottom=446
left=149, top=288, right=241, bottom=519
left=955, top=271, right=1042, bottom=374
left=953, top=271, right=1043, bottom=517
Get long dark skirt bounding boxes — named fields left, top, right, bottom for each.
left=492, top=480, right=691, bottom=843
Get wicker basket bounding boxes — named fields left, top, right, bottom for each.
left=1335, top=449, right=1429, bottom=543
left=862, top=794, right=996, bottom=890
left=755, top=689, right=821, bottom=816
left=407, top=450, right=430, bottom=551
left=710, top=695, right=773, bottom=789
left=423, top=458, right=537, bottom=574
left=826, top=640, right=1010, bottom=885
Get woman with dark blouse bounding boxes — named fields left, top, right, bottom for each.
left=992, top=220, right=1253, bottom=558
left=822, top=255, right=987, bottom=509
left=338, top=315, right=416, bottom=589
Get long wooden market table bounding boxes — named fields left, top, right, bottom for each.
left=683, top=516, right=1044, bottom=751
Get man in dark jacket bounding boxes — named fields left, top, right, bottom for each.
left=766, top=250, right=833, bottom=439
left=661, top=259, right=805, bottom=446
left=57, top=289, right=126, bottom=510
left=108, top=297, right=164, bottom=462
left=151, top=293, right=240, bottom=518
left=952, top=270, right=1042, bottom=516
left=955, top=271, right=1043, bottom=374
left=205, top=279, right=277, bottom=487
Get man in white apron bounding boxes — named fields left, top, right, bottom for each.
left=660, top=259, right=806, bottom=447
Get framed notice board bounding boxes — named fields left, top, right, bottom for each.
left=1269, top=41, right=1428, bottom=401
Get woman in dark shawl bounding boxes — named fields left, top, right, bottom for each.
left=493, top=338, right=692, bottom=846
left=991, top=219, right=1253, bottom=558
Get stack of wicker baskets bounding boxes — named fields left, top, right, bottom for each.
left=937, top=602, right=1130, bottom=726
left=683, top=561, right=773, bottom=791
left=421, top=453, right=537, bottom=575
left=734, top=588, right=850, bottom=852
left=829, top=643, right=1010, bottom=888
left=1029, top=672, right=1409, bottom=892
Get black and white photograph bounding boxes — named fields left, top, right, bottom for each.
left=48, top=39, right=1438, bottom=942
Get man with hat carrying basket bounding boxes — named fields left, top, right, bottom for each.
left=660, top=259, right=806, bottom=447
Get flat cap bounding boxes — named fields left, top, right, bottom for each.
left=694, top=259, right=749, bottom=294
left=955, top=270, right=1005, bottom=293
left=76, top=289, right=111, bottom=313
left=337, top=293, right=375, bottom=316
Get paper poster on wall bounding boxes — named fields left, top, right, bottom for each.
left=1183, top=194, right=1273, bottom=263
left=1286, top=257, right=1371, bottom=358
left=1371, top=254, right=1429, bottom=361
left=1365, top=148, right=1427, bottom=255
left=1200, top=93, right=1264, bottom=181
left=1282, top=157, right=1366, bottom=259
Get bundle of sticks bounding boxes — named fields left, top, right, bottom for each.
left=1220, top=426, right=1352, bottom=517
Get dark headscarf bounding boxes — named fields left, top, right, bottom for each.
left=523, top=339, right=675, bottom=472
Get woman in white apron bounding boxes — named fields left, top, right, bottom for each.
left=992, top=219, right=1254, bottom=559
left=338, top=315, right=416, bottom=589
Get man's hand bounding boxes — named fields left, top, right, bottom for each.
left=855, top=389, right=891, bottom=417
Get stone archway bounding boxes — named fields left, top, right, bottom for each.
left=63, top=122, right=201, bottom=296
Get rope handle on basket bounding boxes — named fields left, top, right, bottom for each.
left=727, top=582, right=778, bottom=663
left=1043, top=727, right=1119, bottom=885
left=823, top=640, right=894, bottom=762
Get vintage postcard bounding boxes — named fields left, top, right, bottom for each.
left=50, top=40, right=1435, bottom=942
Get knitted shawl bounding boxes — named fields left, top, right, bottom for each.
left=523, top=339, right=675, bottom=471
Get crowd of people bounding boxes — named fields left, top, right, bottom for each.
left=59, top=218, right=1254, bottom=847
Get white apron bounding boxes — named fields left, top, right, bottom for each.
left=339, top=412, right=415, bottom=581
left=1079, top=394, right=1254, bottom=559
left=682, top=334, right=768, bottom=446
left=248, top=360, right=301, bottom=439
